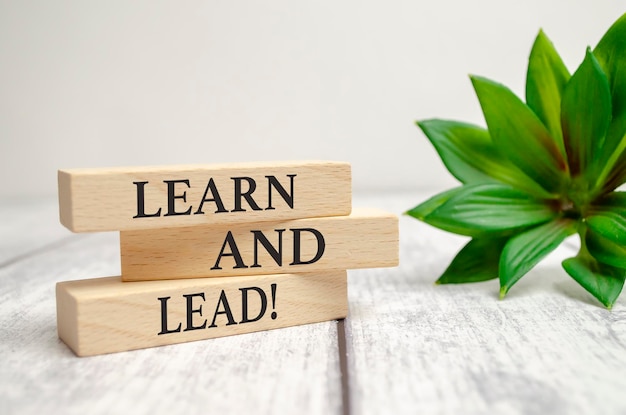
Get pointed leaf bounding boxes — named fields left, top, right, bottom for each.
left=417, top=119, right=552, bottom=196
left=586, top=211, right=626, bottom=246
left=526, top=30, right=570, bottom=155
left=562, top=254, right=626, bottom=309
left=471, top=76, right=567, bottom=194
left=599, top=149, right=626, bottom=193
left=586, top=228, right=626, bottom=268
left=500, top=219, right=577, bottom=297
left=594, top=13, right=626, bottom=163
left=587, top=192, right=626, bottom=245
left=593, top=13, right=626, bottom=193
left=595, top=12, right=626, bottom=121
left=406, top=186, right=465, bottom=219
left=561, top=48, right=611, bottom=178
left=436, top=237, right=508, bottom=284
left=417, top=120, right=495, bottom=183
left=412, top=183, right=556, bottom=237
left=406, top=186, right=496, bottom=236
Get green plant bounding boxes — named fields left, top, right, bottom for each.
left=407, top=14, right=626, bottom=308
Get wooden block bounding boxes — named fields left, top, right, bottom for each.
left=56, top=271, right=347, bottom=357
left=120, top=208, right=398, bottom=281
left=58, top=161, right=351, bottom=232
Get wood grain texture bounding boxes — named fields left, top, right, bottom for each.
left=57, top=270, right=347, bottom=356
left=2, top=224, right=343, bottom=414
left=120, top=208, right=398, bottom=281
left=346, top=193, right=626, bottom=415
left=5, top=193, right=626, bottom=415
left=58, top=160, right=351, bottom=232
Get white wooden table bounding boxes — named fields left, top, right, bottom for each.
left=2, top=193, right=625, bottom=415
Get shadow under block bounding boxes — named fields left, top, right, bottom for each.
left=56, top=271, right=347, bottom=357
left=58, top=161, right=351, bottom=232
left=120, top=208, right=398, bottom=281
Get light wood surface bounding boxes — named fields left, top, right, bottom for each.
left=346, top=194, right=626, bottom=415
left=58, top=160, right=351, bottom=232
left=57, top=271, right=347, bottom=356
left=120, top=208, right=398, bottom=281
left=3, top=193, right=626, bottom=415
left=1, top=217, right=342, bottom=414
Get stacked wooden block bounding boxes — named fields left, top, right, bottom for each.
left=56, top=161, right=398, bottom=356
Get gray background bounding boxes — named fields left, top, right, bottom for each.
left=1, top=1, right=623, bottom=197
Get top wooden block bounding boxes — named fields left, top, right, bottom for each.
left=58, top=161, right=351, bottom=232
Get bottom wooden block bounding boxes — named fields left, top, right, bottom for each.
left=56, top=271, right=347, bottom=357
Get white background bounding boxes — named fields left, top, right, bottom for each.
left=1, top=1, right=624, bottom=197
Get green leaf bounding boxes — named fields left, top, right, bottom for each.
left=586, top=228, right=626, bottom=268
left=471, top=75, right=568, bottom=194
left=408, top=183, right=556, bottom=237
left=406, top=186, right=465, bottom=219
left=593, top=13, right=626, bottom=193
left=587, top=192, right=626, bottom=245
left=599, top=150, right=626, bottom=193
left=499, top=219, right=577, bottom=297
left=562, top=253, right=626, bottom=309
left=591, top=191, right=626, bottom=208
left=586, top=212, right=626, bottom=246
left=595, top=12, right=626, bottom=120
left=436, top=237, right=508, bottom=284
left=417, top=119, right=552, bottom=197
left=561, top=48, right=611, bottom=178
left=416, top=120, right=494, bottom=183
left=526, top=30, right=570, bottom=156
left=594, top=192, right=626, bottom=209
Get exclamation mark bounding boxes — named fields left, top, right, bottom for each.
left=270, top=283, right=277, bottom=320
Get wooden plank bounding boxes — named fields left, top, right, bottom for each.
left=1, top=230, right=343, bottom=414
left=347, top=192, right=626, bottom=415
left=57, top=270, right=347, bottom=356
left=58, top=160, right=351, bottom=232
left=120, top=208, right=398, bottom=281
